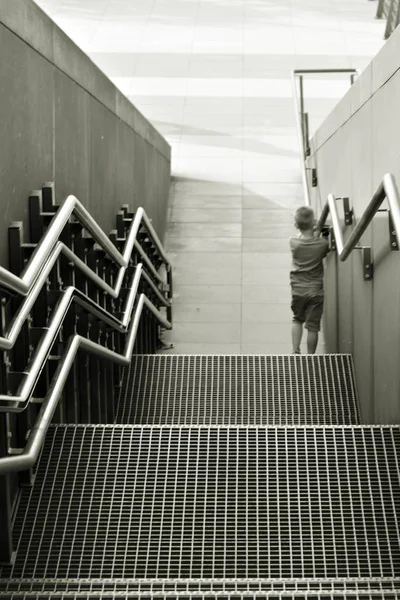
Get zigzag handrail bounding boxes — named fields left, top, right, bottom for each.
left=0, top=195, right=171, bottom=296
left=0, top=263, right=170, bottom=413
left=316, top=173, right=400, bottom=260
left=0, top=286, right=171, bottom=474
left=0, top=240, right=170, bottom=352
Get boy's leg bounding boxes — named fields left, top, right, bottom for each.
left=292, top=321, right=303, bottom=353
left=305, top=296, right=323, bottom=354
left=307, top=330, right=318, bottom=354
left=291, top=295, right=306, bottom=353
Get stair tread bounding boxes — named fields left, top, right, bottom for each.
left=1, top=593, right=400, bottom=600
left=2, top=576, right=400, bottom=594
left=116, top=355, right=359, bottom=426
left=2, top=424, right=399, bottom=581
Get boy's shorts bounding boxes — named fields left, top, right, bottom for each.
left=291, top=295, right=324, bottom=332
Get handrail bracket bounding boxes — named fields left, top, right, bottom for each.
left=317, top=174, right=400, bottom=282
left=343, top=197, right=353, bottom=225
left=389, top=211, right=399, bottom=250
left=362, top=247, right=373, bottom=280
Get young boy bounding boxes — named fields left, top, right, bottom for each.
left=290, top=206, right=329, bottom=354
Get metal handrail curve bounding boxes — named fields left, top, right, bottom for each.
left=291, top=69, right=359, bottom=208
left=0, top=196, right=171, bottom=296
left=316, top=173, right=400, bottom=260
left=0, top=288, right=171, bottom=474
left=0, top=263, right=171, bottom=413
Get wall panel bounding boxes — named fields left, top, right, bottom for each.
left=0, top=0, right=170, bottom=264
left=309, top=24, right=400, bottom=423
left=54, top=70, right=91, bottom=209
left=0, top=27, right=54, bottom=258
left=348, top=104, right=374, bottom=423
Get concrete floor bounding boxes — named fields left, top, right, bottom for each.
left=35, top=0, right=384, bottom=353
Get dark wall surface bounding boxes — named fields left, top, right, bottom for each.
left=308, top=26, right=400, bottom=425
left=0, top=0, right=171, bottom=265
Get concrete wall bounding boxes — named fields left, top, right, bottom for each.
left=308, top=26, right=400, bottom=424
left=0, top=0, right=171, bottom=265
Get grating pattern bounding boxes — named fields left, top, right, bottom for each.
left=115, top=355, right=359, bottom=426
left=1, top=579, right=400, bottom=595
left=1, top=594, right=400, bottom=600
left=2, top=424, right=400, bottom=581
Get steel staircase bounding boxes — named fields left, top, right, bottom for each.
left=1, top=354, right=400, bottom=599
left=0, top=185, right=400, bottom=600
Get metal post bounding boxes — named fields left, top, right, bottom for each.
left=298, top=75, right=306, bottom=160
left=0, top=415, right=15, bottom=564
left=303, top=112, right=310, bottom=157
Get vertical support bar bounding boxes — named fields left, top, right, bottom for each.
left=0, top=415, right=15, bottom=565
left=89, top=320, right=101, bottom=423
left=8, top=223, right=34, bottom=486
left=42, top=182, right=56, bottom=213
left=105, top=331, right=115, bottom=423
left=29, top=192, right=44, bottom=243
left=167, top=266, right=173, bottom=324
left=298, top=75, right=304, bottom=123
left=303, top=112, right=310, bottom=157
left=0, top=296, right=17, bottom=564
left=98, top=326, right=108, bottom=423
left=62, top=304, right=79, bottom=424
left=77, top=311, right=91, bottom=424
left=298, top=75, right=306, bottom=160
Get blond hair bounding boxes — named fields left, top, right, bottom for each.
left=294, top=206, right=315, bottom=231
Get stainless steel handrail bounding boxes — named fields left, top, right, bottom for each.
left=0, top=241, right=171, bottom=352
left=0, top=290, right=171, bottom=474
left=0, top=196, right=171, bottom=295
left=0, top=263, right=171, bottom=412
left=291, top=69, right=359, bottom=208
left=316, top=173, right=400, bottom=261
left=0, top=194, right=173, bottom=473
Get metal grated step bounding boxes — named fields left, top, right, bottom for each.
left=2, top=424, right=399, bottom=581
left=1, top=593, right=400, bottom=600
left=1, top=578, right=400, bottom=595
left=115, top=355, right=359, bottom=426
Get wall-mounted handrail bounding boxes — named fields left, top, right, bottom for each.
left=0, top=196, right=171, bottom=296
left=0, top=289, right=170, bottom=474
left=0, top=262, right=171, bottom=413
left=316, top=173, right=400, bottom=261
left=291, top=69, right=359, bottom=208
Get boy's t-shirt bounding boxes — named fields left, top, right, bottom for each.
left=289, top=235, right=329, bottom=297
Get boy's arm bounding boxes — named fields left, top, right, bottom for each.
left=315, top=225, right=330, bottom=238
